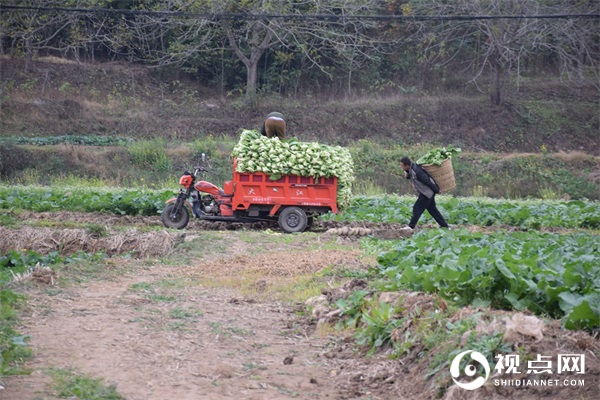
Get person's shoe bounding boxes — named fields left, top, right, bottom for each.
left=400, top=226, right=414, bottom=237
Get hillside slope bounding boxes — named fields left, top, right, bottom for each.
left=1, top=57, right=598, bottom=154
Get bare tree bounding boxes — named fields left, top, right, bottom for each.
left=126, top=0, right=388, bottom=102
left=222, top=16, right=275, bottom=102
left=535, top=1, right=600, bottom=88
left=0, top=0, right=122, bottom=67
left=1, top=0, right=79, bottom=69
left=407, top=0, right=600, bottom=105
left=286, top=0, right=386, bottom=99
left=101, top=0, right=218, bottom=65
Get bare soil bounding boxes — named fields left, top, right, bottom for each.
left=2, top=233, right=352, bottom=400
left=6, top=275, right=340, bottom=400
left=1, top=213, right=599, bottom=400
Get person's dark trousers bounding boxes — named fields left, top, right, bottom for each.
left=408, top=193, right=449, bottom=229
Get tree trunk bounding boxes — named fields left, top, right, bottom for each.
left=490, top=57, right=505, bottom=106
left=220, top=47, right=225, bottom=98
left=10, top=37, right=17, bottom=58
left=347, top=67, right=353, bottom=99
left=25, top=36, right=33, bottom=71
left=246, top=60, right=258, bottom=101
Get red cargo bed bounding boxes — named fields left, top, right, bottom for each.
left=227, top=161, right=338, bottom=216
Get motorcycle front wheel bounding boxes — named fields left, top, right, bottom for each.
left=161, top=203, right=190, bottom=229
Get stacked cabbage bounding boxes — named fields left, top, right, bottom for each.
left=232, top=129, right=354, bottom=209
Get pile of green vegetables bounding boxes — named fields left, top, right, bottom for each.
left=232, top=130, right=355, bottom=208
left=417, top=145, right=461, bottom=166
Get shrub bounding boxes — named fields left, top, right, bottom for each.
left=128, top=139, right=172, bottom=172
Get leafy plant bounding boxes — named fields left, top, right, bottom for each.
left=0, top=185, right=172, bottom=216
left=0, top=290, right=32, bottom=376
left=49, top=368, right=125, bottom=400
left=335, top=289, right=370, bottom=329
left=323, top=195, right=600, bottom=229
left=354, top=301, right=405, bottom=356
left=1, top=249, right=106, bottom=285
left=232, top=129, right=355, bottom=208
left=416, top=146, right=462, bottom=166
left=377, top=229, right=600, bottom=330
left=0, top=250, right=62, bottom=284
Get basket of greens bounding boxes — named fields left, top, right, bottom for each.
left=416, top=146, right=461, bottom=192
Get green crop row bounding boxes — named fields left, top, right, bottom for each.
left=0, top=135, right=132, bottom=146
left=0, top=185, right=172, bottom=216
left=324, top=195, right=600, bottom=229
left=377, top=229, right=600, bottom=330
left=2, top=187, right=599, bottom=230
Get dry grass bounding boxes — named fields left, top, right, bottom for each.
left=554, top=150, right=597, bottom=163
left=37, top=56, right=77, bottom=64
left=166, top=145, right=195, bottom=159
left=197, top=249, right=363, bottom=277
left=494, top=151, right=599, bottom=162
left=200, top=273, right=326, bottom=303
left=17, top=211, right=161, bottom=227
left=0, top=226, right=182, bottom=258
left=174, top=248, right=365, bottom=303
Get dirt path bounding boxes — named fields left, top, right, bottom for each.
left=2, top=218, right=599, bottom=400
left=4, top=267, right=342, bottom=400
left=0, top=211, right=376, bottom=400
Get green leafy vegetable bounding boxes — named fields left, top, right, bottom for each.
left=0, top=135, right=131, bottom=146
left=416, top=145, right=461, bottom=166
left=322, top=195, right=600, bottom=229
left=0, top=185, right=172, bottom=216
left=232, top=129, right=355, bottom=208
left=377, top=229, right=600, bottom=330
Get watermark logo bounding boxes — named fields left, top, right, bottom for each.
left=451, top=350, right=586, bottom=390
left=450, top=350, right=491, bottom=390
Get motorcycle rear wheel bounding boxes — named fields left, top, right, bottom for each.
left=161, top=203, right=190, bottom=229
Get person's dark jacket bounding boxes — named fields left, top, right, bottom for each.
left=406, top=163, right=440, bottom=199
left=260, top=112, right=285, bottom=136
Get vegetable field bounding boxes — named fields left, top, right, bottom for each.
left=378, top=229, right=600, bottom=330
left=2, top=184, right=598, bottom=330
left=0, top=185, right=172, bottom=216
left=0, top=135, right=132, bottom=146
left=2, top=187, right=599, bottom=229
left=325, top=195, right=600, bottom=229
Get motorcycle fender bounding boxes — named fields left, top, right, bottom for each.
left=165, top=197, right=193, bottom=215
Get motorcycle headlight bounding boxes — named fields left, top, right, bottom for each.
left=180, top=175, right=193, bottom=188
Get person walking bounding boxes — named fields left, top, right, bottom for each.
left=400, top=156, right=449, bottom=230
left=261, top=112, right=286, bottom=140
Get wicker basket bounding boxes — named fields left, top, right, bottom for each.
left=420, top=158, right=456, bottom=192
